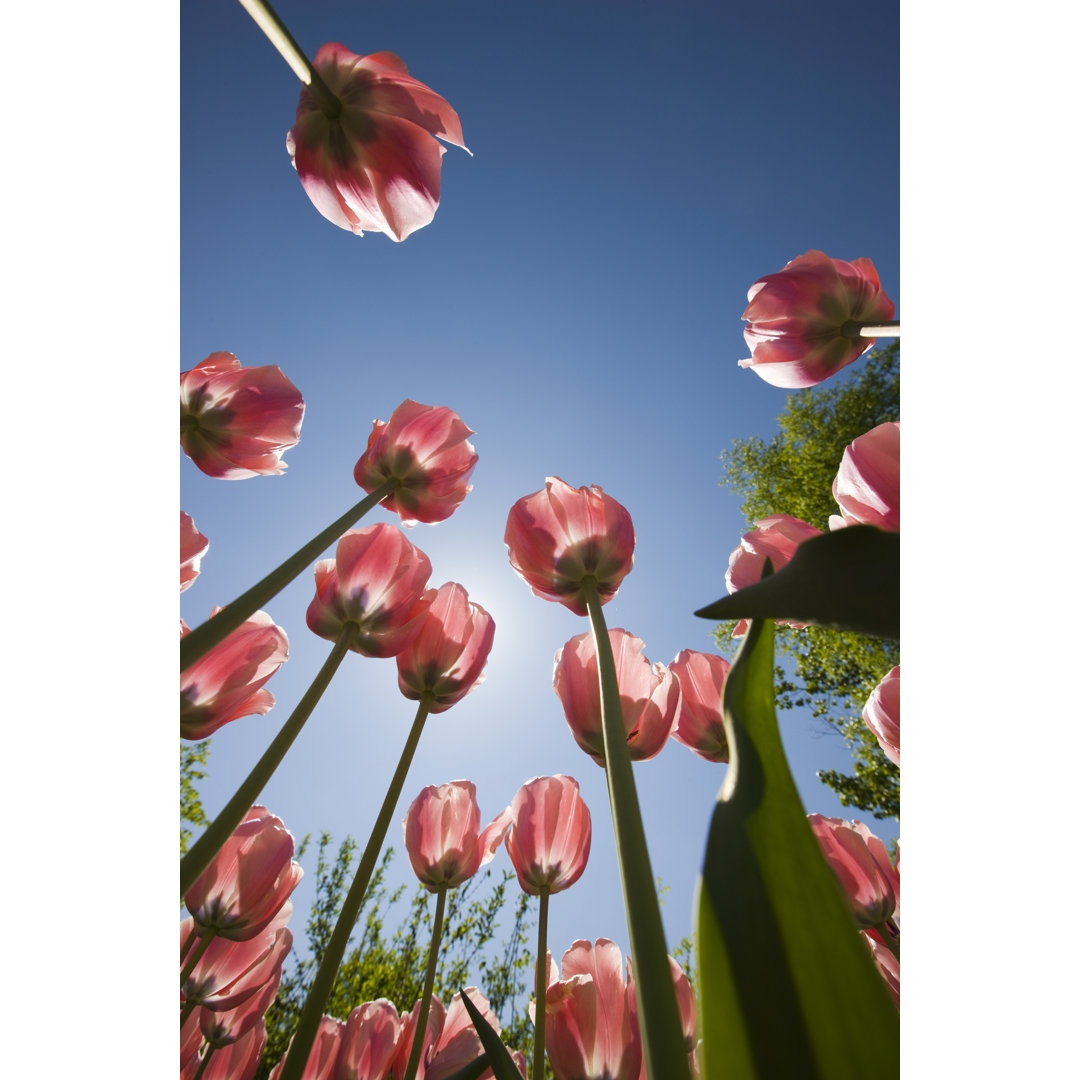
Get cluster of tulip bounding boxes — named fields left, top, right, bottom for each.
left=181, top=4, right=900, bottom=1077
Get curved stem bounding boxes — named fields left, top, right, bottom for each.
left=583, top=578, right=691, bottom=1080
left=235, top=0, right=342, bottom=116
left=180, top=479, right=398, bottom=672
left=403, top=884, right=449, bottom=1080
left=278, top=700, right=433, bottom=1080
left=531, top=891, right=550, bottom=1080
left=180, top=629, right=355, bottom=897
left=180, top=929, right=215, bottom=988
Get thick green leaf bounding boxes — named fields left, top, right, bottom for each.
left=458, top=988, right=523, bottom=1080
left=694, top=526, right=899, bottom=640
left=693, top=614, right=899, bottom=1079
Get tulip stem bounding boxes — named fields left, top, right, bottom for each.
left=875, top=918, right=901, bottom=960
left=180, top=479, right=399, bottom=672
left=180, top=628, right=355, bottom=898
left=532, top=890, right=550, bottom=1080
left=583, top=578, right=692, bottom=1080
left=193, top=1044, right=216, bottom=1080
left=277, top=700, right=433, bottom=1080
left=180, top=929, right=215, bottom=988
left=235, top=0, right=342, bottom=117
left=404, top=883, right=449, bottom=1080
left=841, top=319, right=900, bottom=339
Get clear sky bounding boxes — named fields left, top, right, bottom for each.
left=179, top=0, right=899, bottom=997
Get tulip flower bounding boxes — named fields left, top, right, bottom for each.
left=724, top=514, right=823, bottom=636
left=269, top=1016, right=346, bottom=1080
left=181, top=609, right=289, bottom=741
left=403, top=781, right=511, bottom=891
left=808, top=814, right=899, bottom=930
left=180, top=352, right=305, bottom=479
left=336, top=1000, right=403, bottom=1080
left=830, top=421, right=900, bottom=532
left=505, top=477, right=635, bottom=617
left=181, top=906, right=292, bottom=1015
left=668, top=649, right=731, bottom=763
left=181, top=511, right=209, bottom=593
left=739, top=250, right=896, bottom=388
left=185, top=806, right=303, bottom=942
left=504, top=775, right=592, bottom=896
left=543, top=939, right=642, bottom=1080
left=286, top=44, right=468, bottom=242
left=199, top=966, right=282, bottom=1048
left=554, top=630, right=678, bottom=767
left=393, top=990, right=508, bottom=1080
left=396, top=583, right=495, bottom=712
left=190, top=1018, right=268, bottom=1080
left=863, top=666, right=900, bottom=766
left=627, top=955, right=698, bottom=1078
left=306, top=524, right=433, bottom=657
left=861, top=927, right=900, bottom=1008
left=354, top=401, right=478, bottom=525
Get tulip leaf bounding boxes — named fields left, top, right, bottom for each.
left=438, top=1054, right=494, bottom=1080
left=693, top=612, right=899, bottom=1080
left=693, top=525, right=899, bottom=640
left=458, top=989, right=522, bottom=1080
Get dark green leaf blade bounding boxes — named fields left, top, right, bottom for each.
left=458, top=988, right=523, bottom=1080
left=439, top=1053, right=494, bottom=1080
left=694, top=614, right=899, bottom=1080
left=694, top=526, right=899, bottom=640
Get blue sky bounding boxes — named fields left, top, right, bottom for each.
left=179, top=0, right=900, bottom=999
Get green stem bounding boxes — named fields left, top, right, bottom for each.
left=180, top=479, right=398, bottom=672
left=193, top=1043, right=215, bottom=1080
left=180, top=629, right=355, bottom=897
left=180, top=998, right=197, bottom=1028
left=181, top=925, right=197, bottom=963
left=841, top=319, right=900, bottom=339
left=180, top=930, right=215, bottom=988
left=583, top=578, right=691, bottom=1080
left=874, top=918, right=901, bottom=960
left=235, top=0, right=342, bottom=116
left=404, top=884, right=449, bottom=1080
left=532, top=891, right=550, bottom=1080
left=278, top=700, right=433, bottom=1080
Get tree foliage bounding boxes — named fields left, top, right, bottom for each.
left=259, top=834, right=536, bottom=1078
left=180, top=740, right=211, bottom=855
left=716, top=343, right=900, bottom=819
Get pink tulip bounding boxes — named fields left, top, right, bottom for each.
left=861, top=927, right=900, bottom=1008
left=181, top=1007, right=203, bottom=1078
left=306, top=524, right=433, bottom=657
left=354, top=401, right=478, bottom=525
left=199, top=966, right=282, bottom=1047
left=194, top=1018, right=267, bottom=1080
left=627, top=955, right=697, bottom=1078
left=505, top=477, right=635, bottom=617
left=180, top=608, right=289, bottom=740
left=185, top=806, right=303, bottom=941
left=739, top=250, right=896, bottom=388
left=181, top=906, right=292, bottom=1013
left=180, top=352, right=305, bottom=479
left=668, top=649, right=731, bottom=763
left=808, top=814, right=899, bottom=929
left=396, top=583, right=495, bottom=713
left=270, top=1017, right=346, bottom=1080
left=543, top=939, right=641, bottom=1080
left=286, top=44, right=467, bottom=242
left=504, top=775, right=592, bottom=896
left=181, top=511, right=209, bottom=593
left=553, top=630, right=678, bottom=766
left=393, top=990, right=509, bottom=1080
left=403, top=781, right=512, bottom=891
left=863, top=666, right=900, bottom=766
left=724, top=514, right=822, bottom=636
left=335, top=1000, right=402, bottom=1080
left=830, top=421, right=900, bottom=532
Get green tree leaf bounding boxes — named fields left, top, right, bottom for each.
left=694, top=613, right=898, bottom=1079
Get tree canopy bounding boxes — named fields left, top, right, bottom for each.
left=716, top=343, right=900, bottom=819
